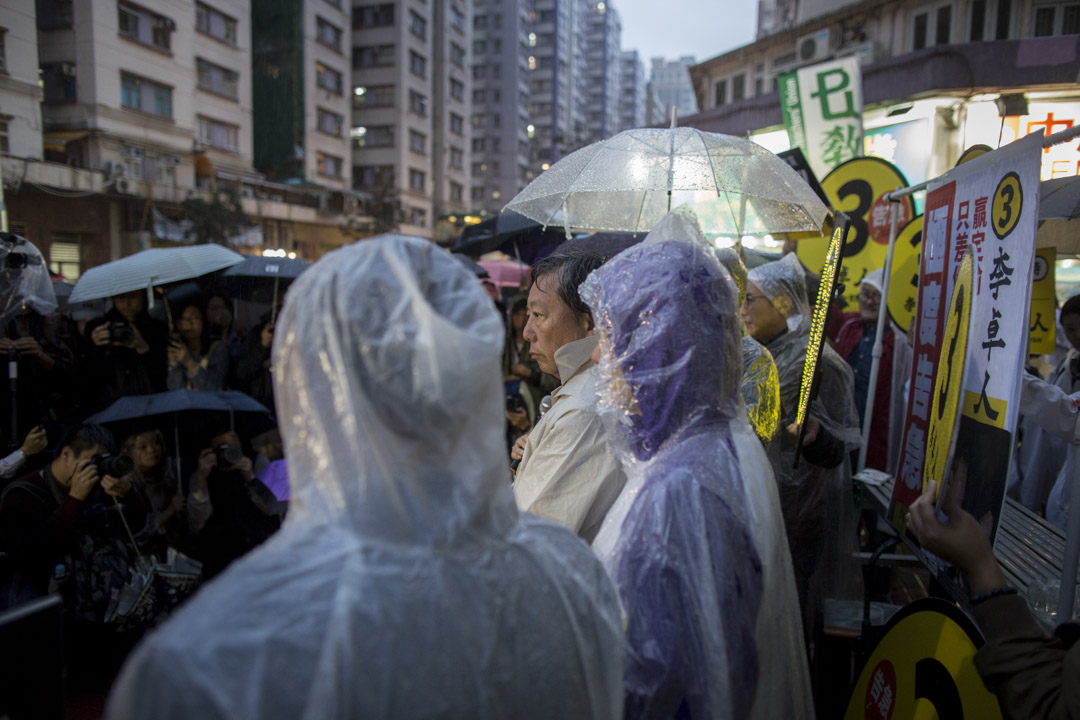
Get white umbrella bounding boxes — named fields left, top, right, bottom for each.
left=1037, top=175, right=1080, bottom=254
left=503, top=127, right=829, bottom=237
left=68, top=245, right=245, bottom=304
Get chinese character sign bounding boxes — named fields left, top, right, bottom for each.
left=779, top=56, right=865, bottom=181
left=1030, top=248, right=1056, bottom=354
left=893, top=133, right=1042, bottom=541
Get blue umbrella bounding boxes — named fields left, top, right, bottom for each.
left=87, top=390, right=273, bottom=486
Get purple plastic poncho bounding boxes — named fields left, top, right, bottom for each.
left=582, top=208, right=811, bottom=720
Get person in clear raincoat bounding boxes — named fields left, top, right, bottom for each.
left=744, top=252, right=861, bottom=617
left=105, top=235, right=625, bottom=720
left=583, top=209, right=811, bottom=720
left=713, top=247, right=781, bottom=449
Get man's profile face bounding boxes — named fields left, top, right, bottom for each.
left=523, top=273, right=592, bottom=378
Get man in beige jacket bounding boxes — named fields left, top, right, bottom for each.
left=512, top=252, right=625, bottom=543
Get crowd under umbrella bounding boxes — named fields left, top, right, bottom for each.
left=503, top=125, right=830, bottom=239
left=85, top=389, right=275, bottom=492
left=214, top=254, right=311, bottom=323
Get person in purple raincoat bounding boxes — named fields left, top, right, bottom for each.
left=582, top=208, right=811, bottom=720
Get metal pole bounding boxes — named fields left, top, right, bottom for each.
left=1058, top=416, right=1080, bottom=622
left=857, top=190, right=902, bottom=471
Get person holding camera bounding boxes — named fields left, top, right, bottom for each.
left=166, top=302, right=229, bottom=392
left=86, top=290, right=168, bottom=412
left=0, top=423, right=144, bottom=608
left=0, top=306, right=80, bottom=440
left=186, top=428, right=278, bottom=578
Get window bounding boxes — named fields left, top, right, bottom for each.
left=1068, top=5, right=1080, bottom=33
left=970, top=0, right=986, bottom=40
left=450, top=181, right=463, bottom=202
left=196, top=58, right=239, bottom=99
left=409, top=90, right=428, bottom=115
left=37, top=0, right=74, bottom=29
left=473, top=39, right=487, bottom=54
left=473, top=88, right=487, bottom=103
left=121, top=73, right=172, bottom=118
left=49, top=238, right=82, bottom=280
left=317, top=152, right=342, bottom=178
left=196, top=3, right=238, bottom=45
left=409, top=169, right=425, bottom=191
left=317, top=108, right=344, bottom=137
left=913, top=12, right=928, bottom=49
left=353, top=3, right=394, bottom=28
left=197, top=116, right=239, bottom=151
left=354, top=165, right=395, bottom=187
left=450, top=147, right=463, bottom=168
left=409, top=10, right=426, bottom=39
left=42, top=64, right=77, bottom=102
left=472, top=113, right=487, bottom=128
left=409, top=207, right=427, bottom=227
left=450, top=113, right=463, bottom=134
left=316, top=62, right=343, bottom=94
left=754, top=77, right=764, bottom=95
left=409, top=129, right=426, bottom=154
left=493, top=13, right=502, bottom=28
left=353, top=44, right=395, bottom=67
left=471, top=186, right=485, bottom=201
left=451, top=42, right=466, bottom=67
left=450, top=4, right=466, bottom=32
left=0, top=32, right=7, bottom=74
left=472, top=138, right=485, bottom=152
left=352, top=125, right=394, bottom=148
left=0, top=116, right=8, bottom=153
left=473, top=64, right=487, bottom=80
left=1033, top=3, right=1080, bottom=35
left=732, top=74, right=745, bottom=101
left=354, top=84, right=394, bottom=107
left=936, top=5, right=952, bottom=43
left=316, top=17, right=342, bottom=51
left=474, top=14, right=487, bottom=30
left=996, top=0, right=1012, bottom=38
left=714, top=79, right=726, bottom=106
left=117, top=3, right=173, bottom=52
left=1036, top=6, right=1056, bottom=33
left=409, top=51, right=426, bottom=78
left=450, top=78, right=464, bottom=101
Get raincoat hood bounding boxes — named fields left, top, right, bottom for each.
left=580, top=213, right=741, bottom=463
left=273, top=234, right=516, bottom=544
left=0, top=234, right=57, bottom=326
left=747, top=252, right=810, bottom=333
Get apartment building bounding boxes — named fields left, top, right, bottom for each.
left=528, top=0, right=589, bottom=175
left=648, top=55, right=699, bottom=121
left=618, top=49, right=646, bottom=132
left=350, top=0, right=471, bottom=239
left=469, top=0, right=531, bottom=215
left=0, top=1, right=43, bottom=161
left=582, top=1, right=621, bottom=144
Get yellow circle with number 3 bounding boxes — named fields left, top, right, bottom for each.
left=924, top=251, right=973, bottom=497
left=991, top=171, right=1023, bottom=240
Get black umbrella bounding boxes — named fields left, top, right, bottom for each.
left=553, top=232, right=646, bottom=260
left=452, top=212, right=567, bottom=263
left=213, top=255, right=311, bottom=322
left=452, top=253, right=490, bottom=278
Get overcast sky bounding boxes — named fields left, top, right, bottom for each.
left=616, top=0, right=758, bottom=68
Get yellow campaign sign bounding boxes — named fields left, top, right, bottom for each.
left=887, top=215, right=923, bottom=333
left=955, top=144, right=993, bottom=167
left=797, top=218, right=848, bottom=430
left=925, top=251, right=973, bottom=496
left=844, top=599, right=1001, bottom=720
left=796, top=157, right=915, bottom=311
left=1030, top=247, right=1056, bottom=354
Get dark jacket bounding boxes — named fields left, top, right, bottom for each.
left=834, top=312, right=894, bottom=471
left=84, top=308, right=168, bottom=412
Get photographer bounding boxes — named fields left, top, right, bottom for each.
left=85, top=290, right=168, bottom=412
left=0, top=423, right=144, bottom=609
left=187, top=428, right=279, bottom=578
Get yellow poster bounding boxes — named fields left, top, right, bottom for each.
left=844, top=599, right=1001, bottom=720
left=796, top=157, right=916, bottom=311
left=887, top=216, right=923, bottom=333
left=1030, top=247, right=1056, bottom=354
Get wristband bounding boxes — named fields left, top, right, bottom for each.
left=969, top=586, right=1019, bottom=606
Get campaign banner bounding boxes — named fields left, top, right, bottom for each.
left=1030, top=247, right=1057, bottom=354
left=893, top=133, right=1043, bottom=538
left=779, top=56, right=865, bottom=181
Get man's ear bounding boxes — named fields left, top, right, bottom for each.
left=582, top=312, right=595, bottom=334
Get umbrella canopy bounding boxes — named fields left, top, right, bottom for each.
left=452, top=212, right=539, bottom=255
left=69, top=245, right=244, bottom=304
left=478, top=259, right=530, bottom=289
left=503, top=127, right=829, bottom=237
left=1038, top=176, right=1080, bottom=254
left=452, top=253, right=490, bottom=278
left=553, top=232, right=646, bottom=260
left=220, top=254, right=311, bottom=281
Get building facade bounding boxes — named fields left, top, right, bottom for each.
left=618, top=49, right=646, bottom=132
left=686, top=0, right=1080, bottom=188
left=648, top=55, right=699, bottom=122
left=582, top=1, right=621, bottom=143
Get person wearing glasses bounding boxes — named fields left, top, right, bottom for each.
left=834, top=269, right=893, bottom=471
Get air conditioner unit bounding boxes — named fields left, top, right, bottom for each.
left=114, top=178, right=133, bottom=194
left=796, top=28, right=832, bottom=66
left=60, top=63, right=76, bottom=76
left=132, top=147, right=143, bottom=159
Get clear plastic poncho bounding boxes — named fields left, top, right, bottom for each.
left=106, top=235, right=625, bottom=720
left=0, top=234, right=57, bottom=328
left=747, top=252, right=861, bottom=616
left=583, top=209, right=811, bottom=720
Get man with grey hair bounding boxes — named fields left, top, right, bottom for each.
left=512, top=252, right=625, bottom=543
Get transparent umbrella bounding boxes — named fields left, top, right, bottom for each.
left=503, top=127, right=829, bottom=237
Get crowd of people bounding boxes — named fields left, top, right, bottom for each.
left=2, top=205, right=1080, bottom=717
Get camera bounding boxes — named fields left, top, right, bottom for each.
left=110, top=321, right=135, bottom=345
left=214, top=443, right=245, bottom=468
left=92, top=452, right=134, bottom=478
